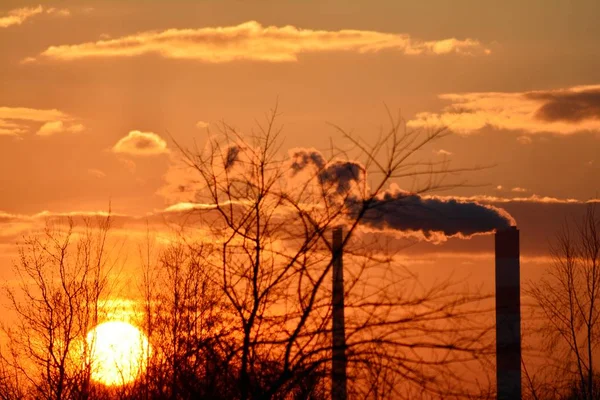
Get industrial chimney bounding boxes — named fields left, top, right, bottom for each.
left=495, top=226, right=521, bottom=400
left=331, top=226, right=347, bottom=400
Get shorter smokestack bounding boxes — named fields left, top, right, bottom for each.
left=331, top=227, right=347, bottom=400
left=495, top=226, right=521, bottom=400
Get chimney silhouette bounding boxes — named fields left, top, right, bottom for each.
left=331, top=226, right=347, bottom=400
left=495, top=226, right=522, bottom=400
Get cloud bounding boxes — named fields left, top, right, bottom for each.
left=36, top=120, right=84, bottom=136
left=88, top=169, right=106, bottom=179
left=511, top=187, right=527, bottom=193
left=409, top=84, right=600, bottom=135
left=112, top=131, right=169, bottom=156
left=31, top=21, right=490, bottom=63
left=0, top=5, right=70, bottom=28
left=45, top=8, right=70, bottom=17
left=195, top=121, right=209, bottom=129
left=516, top=135, right=532, bottom=145
left=0, top=107, right=69, bottom=122
left=433, top=149, right=452, bottom=156
left=0, top=106, right=83, bottom=137
left=430, top=194, right=592, bottom=204
left=527, top=89, right=600, bottom=122
left=0, top=6, right=42, bottom=28
left=0, top=120, right=27, bottom=136
left=163, top=202, right=217, bottom=212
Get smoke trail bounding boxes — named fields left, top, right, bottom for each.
left=289, top=149, right=363, bottom=194
left=347, top=189, right=515, bottom=239
left=288, top=148, right=515, bottom=239
left=224, top=145, right=240, bottom=170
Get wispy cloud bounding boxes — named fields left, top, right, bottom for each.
left=112, top=131, right=169, bottom=156
left=0, top=120, right=27, bottom=136
left=511, top=187, right=527, bottom=193
left=0, top=6, right=42, bottom=28
left=37, top=120, right=84, bottom=136
left=433, top=149, right=452, bottom=156
left=409, top=84, right=600, bottom=135
left=0, top=106, right=83, bottom=137
left=0, top=107, right=68, bottom=122
left=87, top=169, right=106, bottom=179
left=430, top=194, right=593, bottom=204
left=0, top=5, right=70, bottom=28
left=31, top=20, right=490, bottom=63
left=195, top=121, right=209, bottom=129
left=45, top=7, right=70, bottom=17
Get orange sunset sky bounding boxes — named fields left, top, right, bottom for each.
left=0, top=0, right=599, bottom=298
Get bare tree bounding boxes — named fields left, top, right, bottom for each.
left=164, top=106, right=496, bottom=399
left=0, top=214, right=114, bottom=400
left=528, top=203, right=600, bottom=400
left=138, top=235, right=239, bottom=400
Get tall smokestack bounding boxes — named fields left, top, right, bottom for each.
left=332, top=226, right=347, bottom=400
left=495, top=226, right=521, bottom=400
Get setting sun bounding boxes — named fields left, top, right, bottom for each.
left=86, top=321, right=151, bottom=387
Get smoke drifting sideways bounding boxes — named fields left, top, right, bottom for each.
left=289, top=148, right=516, bottom=242
left=347, top=189, right=516, bottom=242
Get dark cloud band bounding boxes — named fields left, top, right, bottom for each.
left=527, top=89, right=600, bottom=122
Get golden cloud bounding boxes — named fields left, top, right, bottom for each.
left=0, top=107, right=68, bottom=122
left=433, top=149, right=452, bottom=156
left=0, top=120, right=26, bottom=136
left=112, top=131, right=169, bottom=156
left=516, top=135, right=532, bottom=145
left=195, top=121, right=209, bottom=129
left=32, top=20, right=490, bottom=63
left=0, top=6, right=42, bottom=28
left=427, top=194, right=590, bottom=204
left=36, top=120, right=84, bottom=136
left=0, top=106, right=83, bottom=137
left=409, top=84, right=600, bottom=135
left=0, top=5, right=70, bottom=28
left=45, top=7, right=71, bottom=17
left=87, top=169, right=106, bottom=179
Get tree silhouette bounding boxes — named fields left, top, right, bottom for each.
left=162, top=106, right=494, bottom=399
left=527, top=203, right=600, bottom=400
left=1, top=215, right=114, bottom=400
